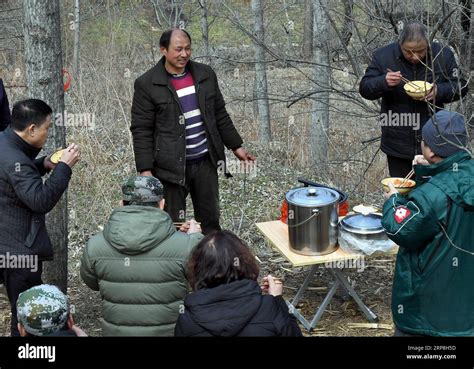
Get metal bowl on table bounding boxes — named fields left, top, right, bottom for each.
left=339, top=213, right=387, bottom=241
left=338, top=213, right=393, bottom=255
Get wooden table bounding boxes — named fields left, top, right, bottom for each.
left=256, top=220, right=397, bottom=331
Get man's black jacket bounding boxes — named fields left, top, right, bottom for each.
left=0, top=127, right=71, bottom=260
left=131, top=58, right=243, bottom=185
left=359, top=42, right=468, bottom=159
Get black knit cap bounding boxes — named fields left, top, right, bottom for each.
left=422, top=110, right=467, bottom=157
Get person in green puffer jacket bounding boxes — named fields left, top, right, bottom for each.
left=382, top=110, right=474, bottom=337
left=80, top=176, right=203, bottom=336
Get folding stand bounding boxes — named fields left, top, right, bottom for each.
left=256, top=221, right=395, bottom=332
left=286, top=265, right=378, bottom=331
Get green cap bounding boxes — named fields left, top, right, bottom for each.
left=16, top=284, right=68, bottom=336
left=122, top=175, right=164, bottom=204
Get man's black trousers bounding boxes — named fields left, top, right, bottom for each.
left=0, top=262, right=43, bottom=336
left=161, top=156, right=221, bottom=235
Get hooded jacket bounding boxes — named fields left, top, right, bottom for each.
left=80, top=206, right=203, bottom=336
left=382, top=151, right=474, bottom=336
left=359, top=42, right=468, bottom=159
left=174, top=279, right=302, bottom=337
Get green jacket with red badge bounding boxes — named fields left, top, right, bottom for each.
left=382, top=151, right=474, bottom=336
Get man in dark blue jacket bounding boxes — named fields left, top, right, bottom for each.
left=359, top=22, right=468, bottom=177
left=0, top=78, right=11, bottom=131
left=0, top=99, right=80, bottom=336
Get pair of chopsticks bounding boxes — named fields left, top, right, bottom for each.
left=386, top=69, right=444, bottom=112
left=386, top=68, right=423, bottom=91
left=173, top=222, right=201, bottom=227
left=399, top=169, right=415, bottom=187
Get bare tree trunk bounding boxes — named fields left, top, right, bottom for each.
left=23, top=0, right=68, bottom=293
left=199, top=0, right=210, bottom=65
left=341, top=0, right=354, bottom=47
left=283, top=0, right=293, bottom=52
left=73, top=0, right=80, bottom=81
left=252, top=0, right=271, bottom=143
left=310, top=0, right=330, bottom=169
left=302, top=0, right=313, bottom=59
left=0, top=0, right=23, bottom=57
left=150, top=0, right=187, bottom=29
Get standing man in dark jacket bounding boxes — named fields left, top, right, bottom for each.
left=359, top=22, right=468, bottom=177
left=131, top=28, right=255, bottom=234
left=0, top=99, right=80, bottom=336
left=0, top=78, right=11, bottom=131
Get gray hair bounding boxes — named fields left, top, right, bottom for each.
left=399, top=22, right=428, bottom=45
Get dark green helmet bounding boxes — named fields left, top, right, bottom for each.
left=122, top=175, right=164, bottom=205
left=16, top=284, right=69, bottom=336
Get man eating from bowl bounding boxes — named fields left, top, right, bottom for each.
left=0, top=99, right=80, bottom=336
left=359, top=21, right=468, bottom=178
left=381, top=110, right=474, bottom=337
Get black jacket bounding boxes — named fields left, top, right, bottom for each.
left=174, top=279, right=302, bottom=337
left=0, top=127, right=72, bottom=260
left=131, top=58, right=243, bottom=185
left=359, top=42, right=468, bottom=159
left=0, top=79, right=11, bottom=131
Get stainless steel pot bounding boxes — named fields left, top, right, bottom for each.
left=339, top=213, right=388, bottom=241
left=285, top=187, right=339, bottom=256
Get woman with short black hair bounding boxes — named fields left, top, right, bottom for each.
left=175, top=230, right=302, bottom=337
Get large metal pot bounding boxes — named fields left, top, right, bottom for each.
left=285, top=187, right=340, bottom=256
left=297, top=178, right=350, bottom=216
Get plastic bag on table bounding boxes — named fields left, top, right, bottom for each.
left=338, top=230, right=397, bottom=256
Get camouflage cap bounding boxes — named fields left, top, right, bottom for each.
left=16, top=284, right=69, bottom=336
left=122, top=175, right=164, bottom=204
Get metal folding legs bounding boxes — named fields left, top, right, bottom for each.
left=286, top=266, right=378, bottom=331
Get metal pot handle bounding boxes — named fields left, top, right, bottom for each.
left=287, top=209, right=320, bottom=228
left=297, top=178, right=348, bottom=203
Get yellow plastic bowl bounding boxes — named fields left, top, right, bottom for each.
left=381, top=177, right=416, bottom=195
left=403, top=80, right=433, bottom=99
left=50, top=149, right=65, bottom=164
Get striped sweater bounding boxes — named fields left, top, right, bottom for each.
left=170, top=72, right=208, bottom=163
